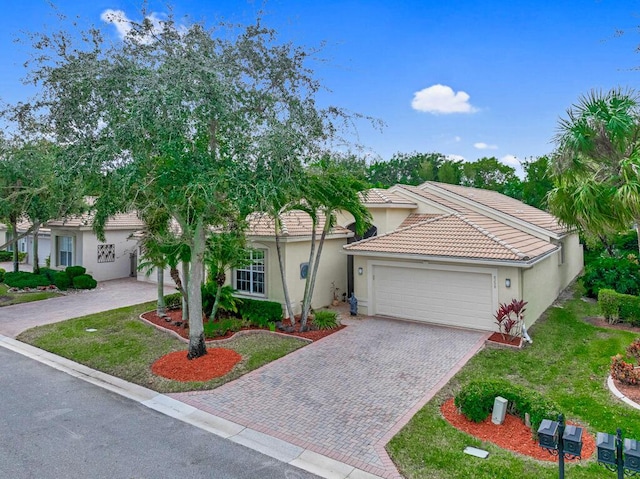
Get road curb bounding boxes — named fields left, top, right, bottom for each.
left=0, top=335, right=384, bottom=479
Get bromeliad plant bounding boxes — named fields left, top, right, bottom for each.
left=494, top=299, right=528, bottom=339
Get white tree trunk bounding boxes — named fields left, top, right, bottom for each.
left=156, top=267, right=166, bottom=316
left=186, top=219, right=206, bottom=359
left=275, top=229, right=295, bottom=321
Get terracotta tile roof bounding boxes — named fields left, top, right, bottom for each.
left=344, top=213, right=557, bottom=262
left=359, top=188, right=417, bottom=207
left=395, top=185, right=472, bottom=214
left=247, top=210, right=352, bottom=237
left=424, top=182, right=567, bottom=235
left=398, top=214, right=445, bottom=228
left=47, top=211, right=144, bottom=231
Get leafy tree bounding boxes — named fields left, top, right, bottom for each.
left=437, top=159, right=464, bottom=185
left=548, top=88, right=640, bottom=253
left=21, top=11, right=351, bottom=358
left=461, top=157, right=522, bottom=196
left=367, top=152, right=446, bottom=187
left=521, top=156, right=553, bottom=210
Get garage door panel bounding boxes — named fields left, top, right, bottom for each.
left=373, top=265, right=494, bottom=331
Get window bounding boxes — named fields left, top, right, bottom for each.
left=235, top=250, right=265, bottom=295
left=97, top=244, right=115, bottom=263
left=59, top=236, right=73, bottom=267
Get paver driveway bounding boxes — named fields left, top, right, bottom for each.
left=173, top=316, right=488, bottom=479
left=0, top=277, right=172, bottom=338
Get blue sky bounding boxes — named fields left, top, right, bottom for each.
left=1, top=1, right=639, bottom=175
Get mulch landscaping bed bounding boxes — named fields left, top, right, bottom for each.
left=141, top=309, right=345, bottom=342
left=151, top=348, right=242, bottom=381
left=486, top=332, right=523, bottom=348
left=441, top=398, right=596, bottom=461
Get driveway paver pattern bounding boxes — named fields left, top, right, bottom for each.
left=173, top=316, right=487, bottom=478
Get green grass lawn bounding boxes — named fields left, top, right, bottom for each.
left=17, top=302, right=308, bottom=393
left=0, top=283, right=61, bottom=306
left=387, top=291, right=640, bottom=479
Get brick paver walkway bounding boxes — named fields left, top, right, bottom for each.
left=172, top=317, right=487, bottom=478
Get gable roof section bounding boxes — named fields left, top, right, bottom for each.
left=344, top=213, right=556, bottom=263
left=393, top=184, right=471, bottom=214
left=47, top=211, right=144, bottom=231
left=359, top=188, right=417, bottom=208
left=247, top=210, right=352, bottom=238
left=423, top=182, right=567, bottom=236
left=398, top=213, right=444, bottom=228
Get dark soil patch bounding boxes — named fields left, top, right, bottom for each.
left=151, top=348, right=242, bottom=382
left=441, top=398, right=596, bottom=461
left=612, top=378, right=640, bottom=404
left=583, top=315, right=640, bottom=334
left=141, top=309, right=346, bottom=342
left=486, top=332, right=523, bottom=348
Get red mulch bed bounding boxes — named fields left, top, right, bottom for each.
left=151, top=348, right=242, bottom=382
left=441, top=398, right=595, bottom=461
left=487, top=332, right=523, bottom=347
left=140, top=309, right=345, bottom=342
left=613, top=378, right=640, bottom=403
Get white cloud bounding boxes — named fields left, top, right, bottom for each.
left=500, top=154, right=520, bottom=166
left=474, top=142, right=498, bottom=150
left=446, top=154, right=466, bottom=162
left=101, top=9, right=186, bottom=44
left=411, top=84, right=477, bottom=114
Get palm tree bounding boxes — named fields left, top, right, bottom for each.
left=298, top=157, right=371, bottom=331
left=549, top=88, right=640, bottom=253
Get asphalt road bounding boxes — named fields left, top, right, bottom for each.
left=0, top=347, right=319, bottom=479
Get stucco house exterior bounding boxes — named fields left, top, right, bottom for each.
left=338, top=182, right=583, bottom=331
left=46, top=212, right=143, bottom=281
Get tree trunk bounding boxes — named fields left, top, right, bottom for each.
left=181, top=260, right=190, bottom=323
left=32, top=223, right=40, bottom=275
left=211, top=272, right=225, bottom=321
left=301, top=220, right=330, bottom=330
left=10, top=217, right=19, bottom=273
left=156, top=267, right=166, bottom=316
left=275, top=227, right=295, bottom=321
left=186, top=219, right=206, bottom=359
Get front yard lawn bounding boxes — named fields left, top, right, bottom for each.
left=387, top=291, right=640, bottom=479
left=16, top=302, right=308, bottom=393
left=0, top=283, right=61, bottom=307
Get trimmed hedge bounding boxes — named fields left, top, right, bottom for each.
left=163, top=292, right=182, bottom=310
left=3, top=271, right=51, bottom=289
left=65, top=266, right=87, bottom=282
left=38, top=267, right=57, bottom=283
left=53, top=271, right=71, bottom=290
left=454, top=379, right=561, bottom=437
left=0, top=250, right=11, bottom=261
left=237, top=297, right=283, bottom=328
left=0, top=268, right=4, bottom=283
left=73, top=274, right=97, bottom=290
left=598, top=289, right=640, bottom=326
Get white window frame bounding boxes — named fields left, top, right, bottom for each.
left=58, top=235, right=74, bottom=267
left=234, top=249, right=266, bottom=296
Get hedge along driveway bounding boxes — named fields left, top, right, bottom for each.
left=387, top=295, right=640, bottom=479
left=0, top=277, right=173, bottom=338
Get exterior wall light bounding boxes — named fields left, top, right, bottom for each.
left=597, top=429, right=640, bottom=476
left=357, top=267, right=363, bottom=275
left=505, top=278, right=511, bottom=288
left=537, top=415, right=583, bottom=479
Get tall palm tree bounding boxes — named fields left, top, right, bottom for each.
left=549, top=88, right=640, bottom=253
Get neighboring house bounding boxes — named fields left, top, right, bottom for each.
left=0, top=221, right=51, bottom=267
left=47, top=212, right=144, bottom=281
left=339, top=181, right=583, bottom=331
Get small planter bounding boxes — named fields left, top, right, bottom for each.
left=487, top=332, right=523, bottom=349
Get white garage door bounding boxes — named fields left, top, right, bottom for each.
left=373, top=265, right=495, bottom=330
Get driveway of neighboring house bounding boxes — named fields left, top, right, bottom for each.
left=173, top=316, right=488, bottom=479
left=0, top=276, right=172, bottom=338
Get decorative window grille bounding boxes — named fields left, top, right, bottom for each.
left=97, top=244, right=115, bottom=263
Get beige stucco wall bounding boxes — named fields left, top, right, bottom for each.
left=522, top=233, right=583, bottom=326
left=337, top=207, right=415, bottom=235
left=233, top=237, right=348, bottom=317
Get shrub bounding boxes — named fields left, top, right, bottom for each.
left=53, top=271, right=71, bottom=290
left=494, top=299, right=527, bottom=338
left=237, top=298, right=283, bottom=328
left=38, top=268, right=57, bottom=283
left=202, top=283, right=239, bottom=318
left=598, top=289, right=640, bottom=326
left=3, top=271, right=51, bottom=289
left=611, top=354, right=640, bottom=386
left=313, top=310, right=340, bottom=330
left=65, top=265, right=87, bottom=281
left=203, top=318, right=244, bottom=338
left=163, top=292, right=182, bottom=310
left=0, top=250, right=11, bottom=261
left=582, top=256, right=640, bottom=298
left=0, top=268, right=5, bottom=283
left=73, top=274, right=97, bottom=290
left=455, top=379, right=561, bottom=437
left=628, top=339, right=640, bottom=362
